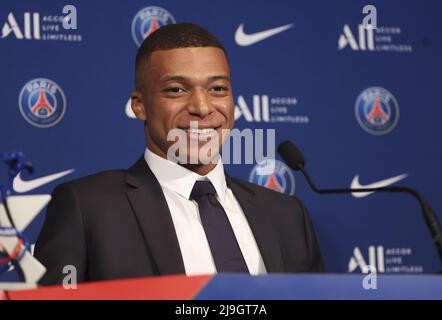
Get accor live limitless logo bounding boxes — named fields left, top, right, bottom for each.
left=348, top=246, right=424, bottom=274
left=337, top=25, right=413, bottom=53
left=234, top=95, right=309, bottom=124
left=337, top=5, right=413, bottom=53
left=0, top=6, right=82, bottom=42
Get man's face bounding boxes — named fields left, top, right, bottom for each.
left=132, top=47, right=234, bottom=164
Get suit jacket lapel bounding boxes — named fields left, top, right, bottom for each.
left=226, top=174, right=284, bottom=273
left=125, top=156, right=185, bottom=275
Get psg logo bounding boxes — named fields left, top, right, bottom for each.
left=249, top=159, right=295, bottom=196
left=355, top=87, right=400, bottom=135
left=18, top=78, right=67, bottom=128
left=131, top=6, right=176, bottom=47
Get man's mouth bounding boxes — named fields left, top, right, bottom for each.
left=178, top=126, right=221, bottom=142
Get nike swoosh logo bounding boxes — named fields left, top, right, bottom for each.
left=235, top=23, right=294, bottom=46
left=351, top=173, right=408, bottom=198
left=13, top=169, right=75, bottom=193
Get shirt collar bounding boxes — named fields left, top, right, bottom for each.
left=144, top=148, right=227, bottom=202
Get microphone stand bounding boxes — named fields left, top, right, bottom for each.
left=297, top=164, right=442, bottom=265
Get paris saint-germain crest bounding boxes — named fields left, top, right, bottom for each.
left=249, top=159, right=296, bottom=196
left=131, top=6, right=176, bottom=47
left=355, top=87, right=400, bottom=135
left=19, top=78, right=67, bottom=128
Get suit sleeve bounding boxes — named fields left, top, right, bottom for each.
left=297, top=198, right=325, bottom=272
left=34, top=182, right=88, bottom=286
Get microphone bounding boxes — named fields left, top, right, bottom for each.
left=278, top=140, right=442, bottom=264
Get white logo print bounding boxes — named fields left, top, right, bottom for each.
left=338, top=24, right=374, bottom=51
left=348, top=246, right=384, bottom=273
left=1, top=12, right=40, bottom=40
left=235, top=95, right=270, bottom=122
left=13, top=169, right=74, bottom=193
left=235, top=23, right=294, bottom=46
left=350, top=173, right=408, bottom=198
left=337, top=24, right=413, bottom=53
left=348, top=246, right=422, bottom=274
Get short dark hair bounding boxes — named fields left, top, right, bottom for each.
left=135, top=22, right=228, bottom=88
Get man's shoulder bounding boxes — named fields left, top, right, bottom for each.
left=54, top=168, right=128, bottom=195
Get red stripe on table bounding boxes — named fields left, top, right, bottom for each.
left=7, top=275, right=213, bottom=300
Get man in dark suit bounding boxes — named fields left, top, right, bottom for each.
left=35, top=23, right=324, bottom=285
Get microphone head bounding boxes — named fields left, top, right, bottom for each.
left=277, top=140, right=306, bottom=170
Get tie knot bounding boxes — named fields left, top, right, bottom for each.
left=190, top=180, right=217, bottom=201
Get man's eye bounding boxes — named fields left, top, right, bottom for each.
left=210, top=86, right=227, bottom=92
left=164, top=87, right=185, bottom=93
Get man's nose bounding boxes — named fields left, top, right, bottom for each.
left=187, top=89, right=214, bottom=118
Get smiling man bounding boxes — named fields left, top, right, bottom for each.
left=131, top=37, right=232, bottom=172
left=35, top=23, right=324, bottom=285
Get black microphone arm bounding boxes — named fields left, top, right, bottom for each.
left=278, top=140, right=442, bottom=264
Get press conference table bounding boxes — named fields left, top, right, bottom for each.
left=2, top=274, right=442, bottom=300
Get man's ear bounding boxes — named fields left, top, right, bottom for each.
left=131, top=90, right=146, bottom=121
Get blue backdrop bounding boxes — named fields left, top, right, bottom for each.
left=1, top=0, right=441, bottom=281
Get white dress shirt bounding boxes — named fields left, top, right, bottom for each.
left=144, top=148, right=267, bottom=276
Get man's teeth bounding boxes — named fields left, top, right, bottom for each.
left=187, top=128, right=215, bottom=134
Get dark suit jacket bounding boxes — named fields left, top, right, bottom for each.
left=34, top=156, right=324, bottom=285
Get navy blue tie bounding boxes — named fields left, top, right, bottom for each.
left=190, top=180, right=249, bottom=273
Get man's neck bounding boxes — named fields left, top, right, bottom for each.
left=181, top=163, right=217, bottom=176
